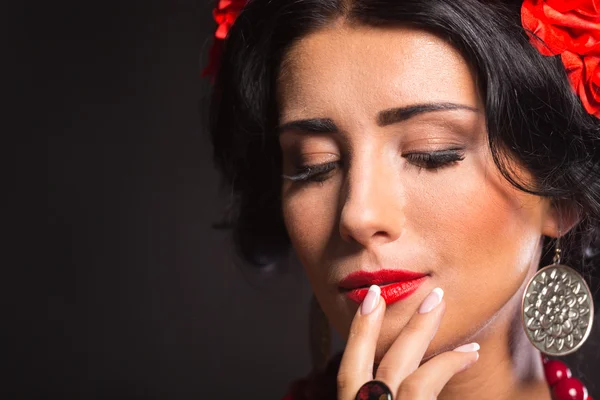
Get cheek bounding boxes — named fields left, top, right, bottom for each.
left=282, top=182, right=340, bottom=268
left=408, top=154, right=544, bottom=280
left=404, top=153, right=545, bottom=339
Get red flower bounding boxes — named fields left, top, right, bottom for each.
left=212, top=0, right=246, bottom=40
left=522, top=0, right=600, bottom=117
left=202, top=0, right=248, bottom=77
left=562, top=50, right=599, bottom=117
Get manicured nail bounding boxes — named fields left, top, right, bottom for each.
left=418, top=287, right=444, bottom=314
left=453, top=343, right=480, bottom=353
left=361, top=285, right=381, bottom=315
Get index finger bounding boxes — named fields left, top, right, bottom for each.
left=337, top=285, right=386, bottom=400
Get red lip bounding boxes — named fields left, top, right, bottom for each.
left=339, top=269, right=427, bottom=306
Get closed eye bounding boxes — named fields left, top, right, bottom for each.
left=404, top=149, right=465, bottom=170
left=282, top=161, right=338, bottom=183
left=282, top=149, right=464, bottom=183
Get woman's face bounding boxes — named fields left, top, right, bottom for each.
left=278, top=24, right=557, bottom=361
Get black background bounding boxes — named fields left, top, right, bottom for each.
left=8, top=1, right=599, bottom=399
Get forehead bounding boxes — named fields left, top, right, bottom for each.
left=278, top=23, right=482, bottom=122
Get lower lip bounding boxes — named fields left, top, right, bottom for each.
left=344, top=277, right=427, bottom=306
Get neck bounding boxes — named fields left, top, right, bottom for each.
left=438, top=276, right=551, bottom=400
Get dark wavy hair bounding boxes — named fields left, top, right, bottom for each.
left=206, top=0, right=600, bottom=295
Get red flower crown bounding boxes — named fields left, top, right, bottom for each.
left=522, top=0, right=599, bottom=117
left=203, top=0, right=600, bottom=118
left=202, top=0, right=247, bottom=78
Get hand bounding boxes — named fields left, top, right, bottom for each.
left=337, top=285, right=480, bottom=400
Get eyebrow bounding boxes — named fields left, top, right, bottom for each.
left=377, top=102, right=479, bottom=126
left=277, top=102, right=479, bottom=134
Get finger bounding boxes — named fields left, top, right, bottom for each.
left=374, top=287, right=445, bottom=389
left=396, top=343, right=480, bottom=399
left=337, top=285, right=386, bottom=400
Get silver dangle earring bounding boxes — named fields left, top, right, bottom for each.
left=522, top=235, right=595, bottom=356
left=309, top=294, right=331, bottom=372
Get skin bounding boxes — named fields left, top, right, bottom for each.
left=277, top=23, right=575, bottom=399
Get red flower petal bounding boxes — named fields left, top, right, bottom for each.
left=522, top=0, right=564, bottom=55
left=562, top=51, right=585, bottom=89
left=542, top=6, right=600, bottom=55
left=203, top=0, right=247, bottom=78
left=521, top=0, right=600, bottom=117
left=547, top=0, right=599, bottom=15
left=215, top=22, right=230, bottom=39
left=218, top=0, right=233, bottom=10
left=562, top=51, right=600, bottom=116
left=523, top=0, right=599, bottom=54
left=586, top=54, right=600, bottom=104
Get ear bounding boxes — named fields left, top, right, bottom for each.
left=541, top=199, right=581, bottom=238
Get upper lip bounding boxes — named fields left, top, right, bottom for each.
left=339, top=269, right=427, bottom=290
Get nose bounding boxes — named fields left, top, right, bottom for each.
left=339, top=158, right=404, bottom=248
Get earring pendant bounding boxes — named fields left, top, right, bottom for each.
left=522, top=263, right=594, bottom=356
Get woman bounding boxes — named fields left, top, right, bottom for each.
left=204, top=0, right=600, bottom=399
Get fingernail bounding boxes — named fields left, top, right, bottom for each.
left=453, top=343, right=480, bottom=353
left=418, top=287, right=444, bottom=314
left=361, top=285, right=381, bottom=315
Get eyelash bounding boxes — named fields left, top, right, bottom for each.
left=405, top=149, right=465, bottom=170
left=283, top=149, right=465, bottom=183
left=282, top=161, right=339, bottom=183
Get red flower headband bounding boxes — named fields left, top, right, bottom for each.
left=522, top=0, right=600, bottom=117
left=203, top=0, right=599, bottom=118
left=202, top=0, right=247, bottom=77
